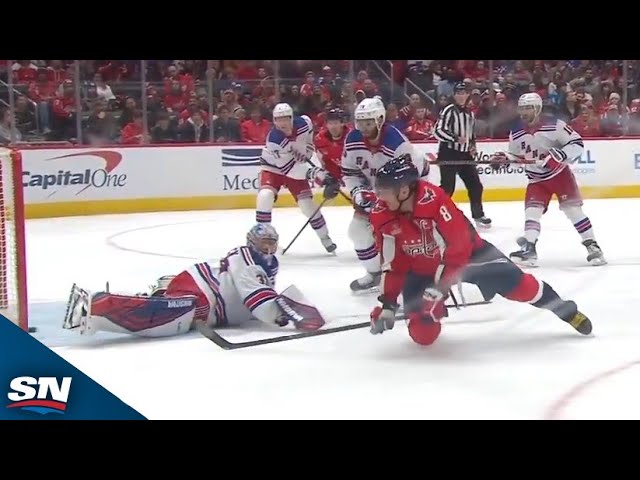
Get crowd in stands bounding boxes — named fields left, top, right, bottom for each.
left=1, top=60, right=639, bottom=147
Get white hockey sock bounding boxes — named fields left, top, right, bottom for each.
left=562, top=206, right=596, bottom=241
left=297, top=196, right=329, bottom=238
left=523, top=206, right=544, bottom=243
left=256, top=188, right=276, bottom=224
left=348, top=214, right=380, bottom=274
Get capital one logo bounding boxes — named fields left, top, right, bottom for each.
left=6, top=376, right=72, bottom=415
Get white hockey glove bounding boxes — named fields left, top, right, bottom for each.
left=537, top=148, right=566, bottom=168
left=370, top=297, right=399, bottom=335
left=351, top=186, right=377, bottom=214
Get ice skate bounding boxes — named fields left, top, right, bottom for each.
left=583, top=239, right=607, bottom=266
left=509, top=237, right=538, bottom=267
left=320, top=235, right=337, bottom=254
left=474, top=216, right=492, bottom=230
left=350, top=271, right=381, bottom=292
left=554, top=300, right=593, bottom=335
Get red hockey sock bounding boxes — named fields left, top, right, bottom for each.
left=503, top=273, right=544, bottom=303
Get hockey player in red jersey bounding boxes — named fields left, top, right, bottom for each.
left=369, top=154, right=593, bottom=346
left=313, top=108, right=350, bottom=183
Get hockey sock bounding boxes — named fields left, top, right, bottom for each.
left=356, top=247, right=381, bottom=273
left=348, top=215, right=380, bottom=273
left=297, top=196, right=329, bottom=238
left=561, top=206, right=595, bottom=241
left=256, top=188, right=276, bottom=224
left=523, top=205, right=544, bottom=243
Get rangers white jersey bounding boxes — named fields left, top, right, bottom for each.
left=508, top=118, right=584, bottom=184
left=260, top=115, right=315, bottom=180
left=186, top=247, right=280, bottom=327
left=341, top=124, right=416, bottom=195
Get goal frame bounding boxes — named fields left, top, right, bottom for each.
left=0, top=148, right=28, bottom=331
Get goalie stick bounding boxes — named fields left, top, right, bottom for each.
left=197, top=298, right=491, bottom=350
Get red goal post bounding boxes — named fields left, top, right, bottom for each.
left=0, top=147, right=28, bottom=331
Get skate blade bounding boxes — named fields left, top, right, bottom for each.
left=588, top=257, right=607, bottom=266
left=509, top=257, right=538, bottom=268
left=569, top=312, right=593, bottom=335
left=475, top=223, right=492, bottom=230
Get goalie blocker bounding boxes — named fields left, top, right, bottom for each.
left=63, top=224, right=326, bottom=337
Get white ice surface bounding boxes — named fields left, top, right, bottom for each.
left=24, top=199, right=640, bottom=419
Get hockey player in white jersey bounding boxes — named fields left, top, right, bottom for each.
left=63, top=224, right=326, bottom=337
left=491, top=93, right=606, bottom=266
left=341, top=96, right=425, bottom=291
left=256, top=103, right=337, bottom=253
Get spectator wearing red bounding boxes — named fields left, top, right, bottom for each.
left=236, top=60, right=259, bottom=81
left=12, top=60, right=38, bottom=84
left=300, top=71, right=316, bottom=97
left=471, top=60, right=489, bottom=82
left=398, top=94, right=422, bottom=125
left=352, top=70, right=370, bottom=92
left=241, top=106, right=272, bottom=143
left=98, top=61, right=129, bottom=82
left=47, top=60, right=68, bottom=86
left=121, top=110, right=148, bottom=144
left=180, top=95, right=209, bottom=125
left=404, top=105, right=434, bottom=141
left=163, top=64, right=194, bottom=95
left=468, top=89, right=482, bottom=115
left=178, top=110, right=209, bottom=143
left=570, top=105, right=601, bottom=137
left=51, top=80, right=78, bottom=140
left=28, top=69, right=57, bottom=132
left=164, top=80, right=188, bottom=112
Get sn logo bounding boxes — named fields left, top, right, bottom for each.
left=6, top=376, right=72, bottom=415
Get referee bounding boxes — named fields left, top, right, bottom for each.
left=433, top=82, right=491, bottom=228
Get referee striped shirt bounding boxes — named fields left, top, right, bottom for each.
left=433, top=103, right=475, bottom=152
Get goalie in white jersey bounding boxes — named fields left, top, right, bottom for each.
left=341, top=96, right=427, bottom=291
left=63, top=224, right=326, bottom=337
left=491, top=93, right=606, bottom=266
left=257, top=103, right=337, bottom=253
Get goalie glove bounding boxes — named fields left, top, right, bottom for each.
left=537, top=147, right=566, bottom=169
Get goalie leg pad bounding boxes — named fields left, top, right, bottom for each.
left=87, top=292, right=197, bottom=337
left=275, top=285, right=326, bottom=331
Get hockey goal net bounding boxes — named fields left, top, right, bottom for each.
left=0, top=148, right=28, bottom=330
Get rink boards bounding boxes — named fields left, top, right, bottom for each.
left=20, top=138, right=640, bottom=219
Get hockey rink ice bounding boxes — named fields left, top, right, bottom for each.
left=26, top=198, right=640, bottom=419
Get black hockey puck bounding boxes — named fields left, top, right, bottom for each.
left=28, top=327, right=37, bottom=333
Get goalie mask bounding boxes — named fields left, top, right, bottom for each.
left=247, top=223, right=279, bottom=263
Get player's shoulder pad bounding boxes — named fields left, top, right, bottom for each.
left=539, top=115, right=559, bottom=130
left=344, top=128, right=365, bottom=147
left=381, top=124, right=408, bottom=151
left=267, top=127, right=286, bottom=146
left=414, top=180, right=444, bottom=209
left=370, top=200, right=393, bottom=227
left=314, top=128, right=327, bottom=145
left=295, top=115, right=312, bottom=134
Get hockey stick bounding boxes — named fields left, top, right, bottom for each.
left=281, top=197, right=330, bottom=254
left=197, top=298, right=491, bottom=350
